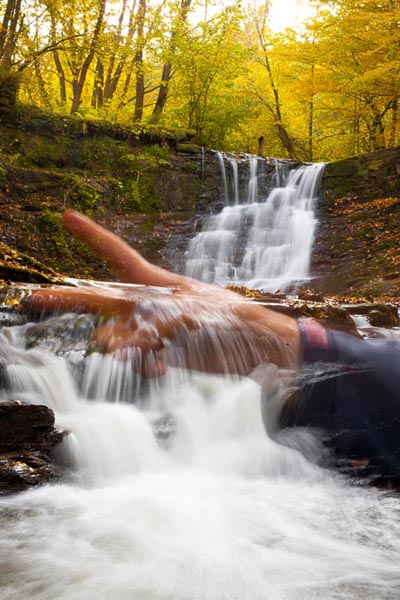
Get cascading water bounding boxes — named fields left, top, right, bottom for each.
left=228, top=156, right=239, bottom=205
left=185, top=154, right=325, bottom=291
left=0, top=288, right=400, bottom=600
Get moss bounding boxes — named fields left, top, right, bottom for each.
left=37, top=210, right=70, bottom=255
left=0, top=163, right=7, bottom=188
left=116, top=144, right=171, bottom=172
left=176, top=143, right=201, bottom=154
left=17, top=134, right=71, bottom=168
left=121, top=174, right=160, bottom=213
left=62, top=175, right=101, bottom=213
left=68, top=136, right=127, bottom=170
left=0, top=70, right=21, bottom=113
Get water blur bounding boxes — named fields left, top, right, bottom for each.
left=0, top=304, right=399, bottom=600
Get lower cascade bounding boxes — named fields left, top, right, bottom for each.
left=0, top=298, right=400, bottom=600
left=185, top=157, right=325, bottom=291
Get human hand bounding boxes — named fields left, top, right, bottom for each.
left=30, top=211, right=300, bottom=376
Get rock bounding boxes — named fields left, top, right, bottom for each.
left=0, top=451, right=61, bottom=494
left=368, top=305, right=399, bottom=327
left=0, top=241, right=63, bottom=284
left=314, top=154, right=400, bottom=298
left=297, top=288, right=325, bottom=303
left=254, top=297, right=361, bottom=336
left=0, top=401, right=64, bottom=494
left=281, top=367, right=400, bottom=485
left=321, top=147, right=400, bottom=201
left=0, top=402, right=62, bottom=453
left=342, top=303, right=399, bottom=327
left=176, top=143, right=201, bottom=154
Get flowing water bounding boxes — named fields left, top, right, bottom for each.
left=0, top=155, right=399, bottom=600
left=185, top=155, right=324, bottom=291
left=0, top=291, right=400, bottom=600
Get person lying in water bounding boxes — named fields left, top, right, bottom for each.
left=30, top=210, right=302, bottom=377
left=31, top=210, right=400, bottom=483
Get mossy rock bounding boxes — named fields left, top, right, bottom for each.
left=176, top=143, right=201, bottom=154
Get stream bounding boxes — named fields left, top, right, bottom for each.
left=0, top=295, right=399, bottom=600
left=0, top=156, right=399, bottom=600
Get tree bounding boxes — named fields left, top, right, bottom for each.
left=151, top=0, right=192, bottom=120
left=246, top=0, right=296, bottom=158
left=306, top=0, right=400, bottom=154
left=166, top=5, right=247, bottom=145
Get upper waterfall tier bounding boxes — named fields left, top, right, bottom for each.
left=185, top=155, right=325, bottom=291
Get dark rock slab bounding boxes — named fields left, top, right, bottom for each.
left=0, top=402, right=62, bottom=453
left=321, top=147, right=400, bottom=201
left=0, top=402, right=63, bottom=494
left=281, top=367, right=400, bottom=485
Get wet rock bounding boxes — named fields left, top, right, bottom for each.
left=0, top=402, right=63, bottom=494
left=281, top=367, right=400, bottom=485
left=0, top=451, right=61, bottom=494
left=25, top=313, right=95, bottom=353
left=343, top=303, right=399, bottom=327
left=268, top=302, right=360, bottom=335
left=366, top=305, right=399, bottom=327
left=0, top=310, right=27, bottom=327
left=321, top=147, right=400, bottom=201
left=0, top=402, right=62, bottom=453
left=227, top=287, right=399, bottom=336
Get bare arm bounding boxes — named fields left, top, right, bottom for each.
left=30, top=210, right=301, bottom=374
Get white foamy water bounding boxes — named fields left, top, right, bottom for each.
left=185, top=158, right=324, bottom=291
left=0, top=319, right=400, bottom=600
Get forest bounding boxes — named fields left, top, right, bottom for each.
left=0, top=0, right=399, bottom=161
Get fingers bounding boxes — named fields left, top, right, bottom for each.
left=93, top=310, right=199, bottom=377
left=63, top=210, right=189, bottom=288
left=94, top=318, right=164, bottom=353
left=96, top=322, right=167, bottom=378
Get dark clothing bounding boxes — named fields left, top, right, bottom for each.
left=283, top=320, right=400, bottom=484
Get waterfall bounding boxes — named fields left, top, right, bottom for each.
left=228, top=156, right=239, bottom=205
left=185, top=156, right=325, bottom=291
left=247, top=155, right=259, bottom=204
left=0, top=308, right=400, bottom=600
left=216, top=151, right=229, bottom=205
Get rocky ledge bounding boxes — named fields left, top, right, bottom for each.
left=227, top=286, right=399, bottom=336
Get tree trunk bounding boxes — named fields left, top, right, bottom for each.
left=52, top=48, right=67, bottom=104
left=254, top=3, right=295, bottom=158
left=133, top=0, right=146, bottom=122
left=133, top=49, right=144, bottom=122
left=0, top=0, right=22, bottom=68
left=308, top=63, right=315, bottom=161
left=0, top=0, right=15, bottom=57
left=389, top=99, right=398, bottom=147
left=91, top=58, right=104, bottom=108
left=34, top=57, right=53, bottom=110
left=152, top=0, right=192, bottom=120
left=102, top=0, right=136, bottom=103
left=70, top=0, right=106, bottom=114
